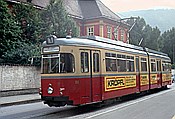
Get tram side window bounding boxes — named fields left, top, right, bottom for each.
left=126, top=56, right=135, bottom=72
left=151, top=59, right=156, bottom=72
left=136, top=57, right=139, bottom=72
left=162, top=61, right=171, bottom=71
left=141, top=58, right=147, bottom=72
left=81, top=52, right=89, bottom=73
left=117, top=54, right=126, bottom=72
left=105, top=53, right=117, bottom=72
left=157, top=60, right=161, bottom=71
left=93, top=53, right=99, bottom=72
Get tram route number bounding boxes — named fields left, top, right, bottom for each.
left=105, top=76, right=136, bottom=92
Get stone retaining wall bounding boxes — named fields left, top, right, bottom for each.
left=0, top=64, right=40, bottom=96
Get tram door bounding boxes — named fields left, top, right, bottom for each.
left=80, top=50, right=101, bottom=103
left=90, top=50, right=101, bottom=102
left=135, top=56, right=140, bottom=92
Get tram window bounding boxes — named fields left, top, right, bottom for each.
left=126, top=56, right=135, bottom=72
left=136, top=57, right=139, bottom=72
left=105, top=53, right=117, bottom=72
left=117, top=54, right=127, bottom=72
left=117, top=54, right=126, bottom=59
left=42, top=53, right=75, bottom=74
left=93, top=53, right=99, bottom=72
left=106, top=53, right=116, bottom=57
left=162, top=61, right=171, bottom=71
left=106, top=58, right=117, bottom=71
left=117, top=59, right=126, bottom=72
left=157, top=60, right=161, bottom=71
left=141, top=58, right=147, bottom=72
left=81, top=52, right=89, bottom=73
left=126, top=61, right=135, bottom=72
left=60, top=54, right=75, bottom=73
left=151, top=59, right=156, bottom=72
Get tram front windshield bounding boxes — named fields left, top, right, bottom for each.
left=42, top=53, right=75, bottom=74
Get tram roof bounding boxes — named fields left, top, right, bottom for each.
left=42, top=35, right=170, bottom=61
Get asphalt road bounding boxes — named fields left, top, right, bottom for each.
left=83, top=86, right=175, bottom=119
left=1, top=84, right=175, bottom=119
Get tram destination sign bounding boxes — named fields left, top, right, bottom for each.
left=43, top=46, right=60, bottom=53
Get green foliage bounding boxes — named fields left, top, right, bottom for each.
left=143, top=26, right=160, bottom=50
left=127, top=17, right=160, bottom=50
left=13, top=3, right=41, bottom=43
left=0, top=0, right=22, bottom=58
left=127, top=16, right=175, bottom=63
left=2, top=41, right=41, bottom=65
left=120, top=9, right=175, bottom=32
left=1, top=0, right=78, bottom=65
left=128, top=17, right=146, bottom=45
left=160, top=27, right=175, bottom=63
left=0, top=1, right=41, bottom=65
left=39, top=0, right=78, bottom=39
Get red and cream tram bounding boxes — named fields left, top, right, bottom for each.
left=40, top=35, right=171, bottom=107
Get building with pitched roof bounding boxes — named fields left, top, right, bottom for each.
left=6, top=0, right=129, bottom=43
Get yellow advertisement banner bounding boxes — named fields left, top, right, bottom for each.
left=150, top=74, right=158, bottom=84
left=105, top=75, right=136, bottom=92
left=162, top=74, right=171, bottom=82
left=140, top=74, right=149, bottom=86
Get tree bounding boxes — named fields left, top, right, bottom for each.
left=160, top=27, right=175, bottom=64
left=142, top=26, right=160, bottom=50
left=39, top=0, right=78, bottom=40
left=127, top=17, right=161, bottom=50
left=2, top=41, right=41, bottom=65
left=0, top=1, right=41, bottom=64
left=13, top=3, right=41, bottom=44
left=0, top=0, right=22, bottom=61
left=127, top=17, right=146, bottom=45
left=1, top=0, right=78, bottom=65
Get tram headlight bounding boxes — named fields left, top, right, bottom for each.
left=39, top=87, right=42, bottom=95
left=48, top=87, right=53, bottom=94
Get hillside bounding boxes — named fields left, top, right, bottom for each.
left=118, top=9, right=175, bottom=32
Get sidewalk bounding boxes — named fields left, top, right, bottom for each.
left=0, top=94, right=41, bottom=107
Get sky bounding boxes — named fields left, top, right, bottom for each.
left=101, top=0, right=175, bottom=12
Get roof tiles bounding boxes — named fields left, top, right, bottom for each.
left=9, top=0, right=121, bottom=21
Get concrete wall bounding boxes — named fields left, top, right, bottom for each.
left=0, top=65, right=41, bottom=93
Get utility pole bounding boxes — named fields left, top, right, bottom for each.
left=173, top=44, right=175, bottom=64
left=113, top=17, right=138, bottom=42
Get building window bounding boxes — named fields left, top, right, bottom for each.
left=121, top=29, right=125, bottom=41
left=87, top=26, right=94, bottom=36
left=107, top=26, right=112, bottom=39
left=114, top=28, right=118, bottom=40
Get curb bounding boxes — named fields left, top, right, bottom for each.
left=0, top=99, right=41, bottom=107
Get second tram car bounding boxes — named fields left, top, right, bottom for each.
left=40, top=35, right=171, bottom=107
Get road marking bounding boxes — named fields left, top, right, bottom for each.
left=85, top=87, right=174, bottom=119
